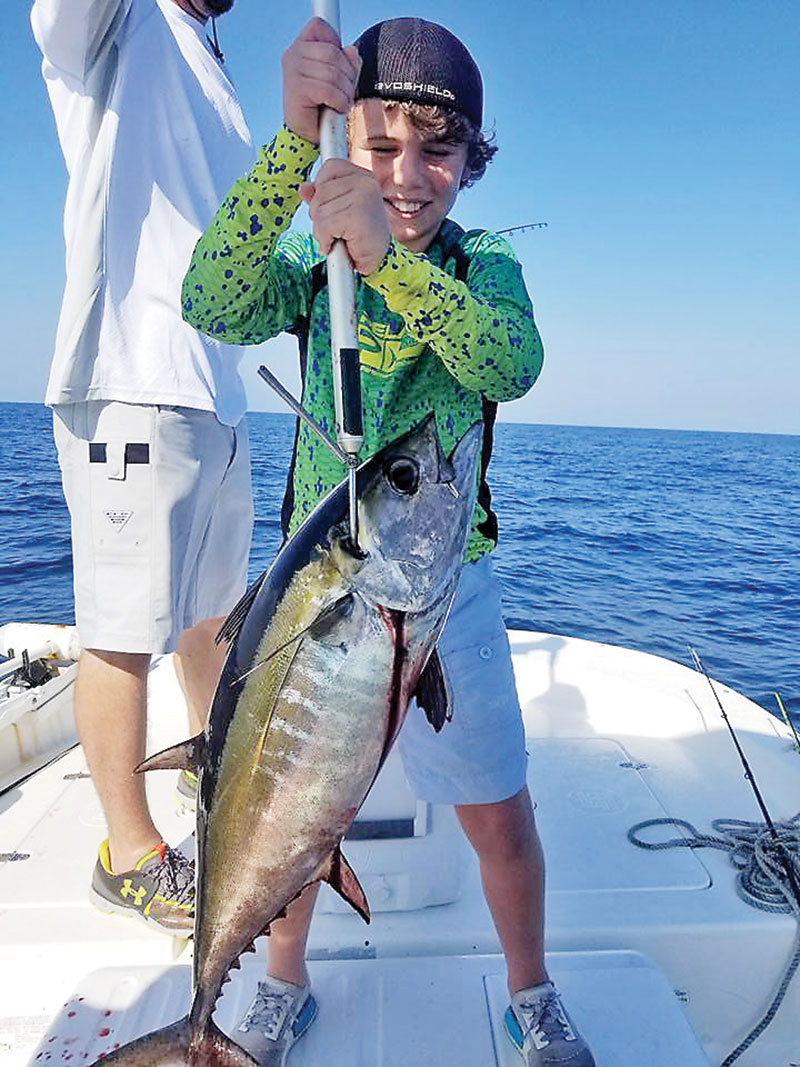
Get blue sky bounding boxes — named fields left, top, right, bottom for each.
left=4, top=1, right=799, bottom=433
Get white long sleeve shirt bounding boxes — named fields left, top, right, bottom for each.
left=31, top=0, right=254, bottom=425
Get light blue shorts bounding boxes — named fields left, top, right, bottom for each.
left=397, top=555, right=528, bottom=806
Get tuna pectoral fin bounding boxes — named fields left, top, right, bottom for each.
left=263, top=593, right=354, bottom=658
left=219, top=573, right=351, bottom=652
left=135, top=734, right=204, bottom=775
left=94, top=1015, right=257, bottom=1066
left=317, top=845, right=371, bottom=924
left=413, top=648, right=452, bottom=733
left=233, top=594, right=355, bottom=686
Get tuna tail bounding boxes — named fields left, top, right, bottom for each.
left=93, top=1014, right=257, bottom=1066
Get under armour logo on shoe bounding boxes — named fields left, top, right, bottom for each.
left=120, top=879, right=147, bottom=907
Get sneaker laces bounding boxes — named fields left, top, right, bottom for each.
left=516, top=990, right=576, bottom=1050
left=239, top=987, right=296, bottom=1041
left=149, top=847, right=195, bottom=904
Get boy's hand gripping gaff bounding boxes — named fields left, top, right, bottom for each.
left=313, top=0, right=363, bottom=548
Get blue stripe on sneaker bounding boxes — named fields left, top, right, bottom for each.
left=504, top=1006, right=525, bottom=1052
left=292, top=993, right=318, bottom=1040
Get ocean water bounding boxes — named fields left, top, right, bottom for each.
left=1, top=401, right=797, bottom=721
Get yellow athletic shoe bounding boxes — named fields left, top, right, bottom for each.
left=90, top=840, right=195, bottom=935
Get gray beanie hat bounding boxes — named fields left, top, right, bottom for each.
left=355, top=18, right=483, bottom=127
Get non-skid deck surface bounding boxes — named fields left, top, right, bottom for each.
left=4, top=639, right=799, bottom=1065
left=30, top=951, right=710, bottom=1067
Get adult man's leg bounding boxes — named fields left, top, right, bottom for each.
left=57, top=402, right=251, bottom=935
left=78, top=618, right=228, bottom=865
left=173, top=617, right=230, bottom=805
left=175, top=616, right=228, bottom=736
left=78, top=649, right=195, bottom=934
left=75, top=649, right=157, bottom=872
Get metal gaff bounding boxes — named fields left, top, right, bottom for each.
left=312, top=0, right=363, bottom=548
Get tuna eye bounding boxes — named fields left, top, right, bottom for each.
left=385, top=457, right=420, bottom=496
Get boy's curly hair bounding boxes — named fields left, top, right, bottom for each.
left=349, top=100, right=497, bottom=189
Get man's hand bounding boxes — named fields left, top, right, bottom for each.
left=300, top=159, right=391, bottom=277
left=282, top=17, right=360, bottom=145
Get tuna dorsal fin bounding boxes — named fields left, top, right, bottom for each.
left=413, top=648, right=452, bottom=733
left=216, top=571, right=268, bottom=645
left=135, top=734, right=204, bottom=774
left=317, top=845, right=370, bottom=925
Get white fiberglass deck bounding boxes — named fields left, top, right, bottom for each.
left=28, top=952, right=710, bottom=1066
left=1, top=631, right=798, bottom=1066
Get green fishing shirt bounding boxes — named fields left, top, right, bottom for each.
left=183, top=127, right=544, bottom=562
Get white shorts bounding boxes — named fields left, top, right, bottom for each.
left=53, top=401, right=253, bottom=655
left=398, top=555, right=528, bottom=806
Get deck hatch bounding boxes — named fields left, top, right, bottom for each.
left=529, top=738, right=711, bottom=893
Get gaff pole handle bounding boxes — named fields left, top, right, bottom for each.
left=312, top=0, right=363, bottom=458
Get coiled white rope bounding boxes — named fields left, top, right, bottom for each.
left=628, top=813, right=800, bottom=1066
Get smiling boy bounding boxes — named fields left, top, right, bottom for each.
left=183, top=16, right=595, bottom=1067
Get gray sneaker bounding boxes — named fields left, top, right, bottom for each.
left=504, top=982, right=596, bottom=1066
left=90, top=839, right=194, bottom=936
left=235, top=973, right=318, bottom=1065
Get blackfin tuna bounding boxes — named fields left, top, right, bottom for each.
left=96, top=415, right=482, bottom=1065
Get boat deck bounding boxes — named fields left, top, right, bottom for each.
left=1, top=632, right=798, bottom=1065
left=32, top=952, right=710, bottom=1066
